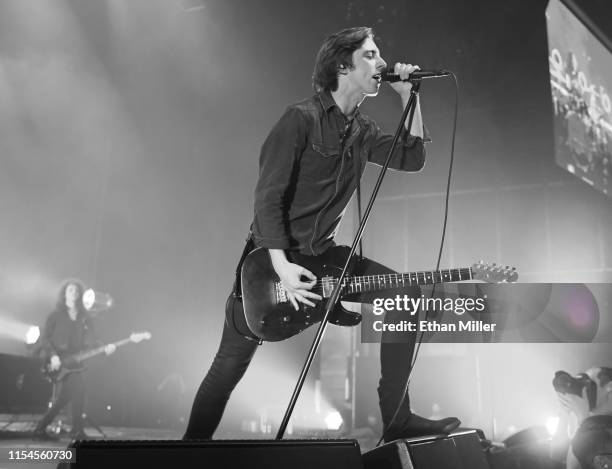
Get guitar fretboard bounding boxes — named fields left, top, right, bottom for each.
left=319, top=268, right=473, bottom=297
left=71, top=338, right=132, bottom=363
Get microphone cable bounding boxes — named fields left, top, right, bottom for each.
left=376, top=72, right=459, bottom=447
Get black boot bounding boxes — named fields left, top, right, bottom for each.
left=384, top=413, right=461, bottom=442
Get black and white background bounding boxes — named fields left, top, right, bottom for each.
left=0, top=0, right=611, bottom=445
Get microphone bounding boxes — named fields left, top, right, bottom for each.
left=381, top=68, right=451, bottom=82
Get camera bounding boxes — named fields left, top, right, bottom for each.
left=553, top=370, right=597, bottom=410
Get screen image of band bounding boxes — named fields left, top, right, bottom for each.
left=547, top=0, right=612, bottom=197
left=0, top=1, right=611, bottom=469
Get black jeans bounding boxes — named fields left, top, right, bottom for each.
left=184, top=252, right=418, bottom=439
left=36, top=372, right=85, bottom=433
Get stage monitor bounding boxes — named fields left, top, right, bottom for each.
left=546, top=0, right=612, bottom=196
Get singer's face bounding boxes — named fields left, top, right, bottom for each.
left=347, top=36, right=387, bottom=96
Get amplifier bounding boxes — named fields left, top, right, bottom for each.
left=362, top=430, right=490, bottom=469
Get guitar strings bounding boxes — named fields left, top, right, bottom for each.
left=302, top=268, right=474, bottom=296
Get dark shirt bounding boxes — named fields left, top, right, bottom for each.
left=252, top=91, right=429, bottom=255
left=40, top=309, right=98, bottom=357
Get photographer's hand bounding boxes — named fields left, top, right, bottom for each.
left=558, top=388, right=589, bottom=422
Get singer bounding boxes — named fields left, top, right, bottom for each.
left=184, top=26, right=460, bottom=441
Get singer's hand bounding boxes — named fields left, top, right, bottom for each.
left=269, top=249, right=322, bottom=311
left=389, top=63, right=421, bottom=96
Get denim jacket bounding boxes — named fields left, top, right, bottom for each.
left=252, top=91, right=428, bottom=256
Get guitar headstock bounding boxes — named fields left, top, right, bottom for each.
left=471, top=261, right=518, bottom=283
left=130, top=331, right=152, bottom=343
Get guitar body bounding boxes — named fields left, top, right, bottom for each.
left=241, top=246, right=362, bottom=342
left=240, top=246, right=517, bottom=342
left=42, top=358, right=85, bottom=383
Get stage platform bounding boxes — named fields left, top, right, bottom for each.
left=0, top=417, right=380, bottom=469
left=0, top=423, right=181, bottom=469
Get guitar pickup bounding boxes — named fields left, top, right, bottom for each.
left=274, top=282, right=288, bottom=304
left=321, top=276, right=335, bottom=298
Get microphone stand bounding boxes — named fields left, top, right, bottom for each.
left=276, top=80, right=422, bottom=439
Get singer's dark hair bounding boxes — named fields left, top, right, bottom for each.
left=312, top=26, right=374, bottom=93
left=55, top=279, right=87, bottom=316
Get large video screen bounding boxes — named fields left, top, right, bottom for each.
left=546, top=0, right=612, bottom=196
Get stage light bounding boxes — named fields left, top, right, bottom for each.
left=82, top=288, right=113, bottom=313
left=324, top=411, right=343, bottom=431
left=25, top=326, right=40, bottom=345
left=0, top=317, right=40, bottom=343
left=546, top=416, right=560, bottom=436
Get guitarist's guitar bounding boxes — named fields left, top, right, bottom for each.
left=42, top=331, right=151, bottom=383
left=241, top=246, right=518, bottom=342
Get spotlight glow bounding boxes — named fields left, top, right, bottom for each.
left=324, top=411, right=343, bottom=431
left=25, top=326, right=40, bottom=345
left=0, top=316, right=39, bottom=343
left=82, top=289, right=95, bottom=310
left=82, top=288, right=113, bottom=312
left=546, top=416, right=560, bottom=436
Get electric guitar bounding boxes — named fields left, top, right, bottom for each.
left=240, top=246, right=518, bottom=342
left=42, top=331, right=151, bottom=383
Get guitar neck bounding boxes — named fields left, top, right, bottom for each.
left=337, top=268, right=473, bottom=296
left=71, top=338, right=132, bottom=363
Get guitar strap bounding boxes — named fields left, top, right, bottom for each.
left=230, top=229, right=262, bottom=343
left=232, top=230, right=255, bottom=299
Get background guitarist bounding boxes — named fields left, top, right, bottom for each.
left=33, top=279, right=115, bottom=440
left=184, top=26, right=461, bottom=442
